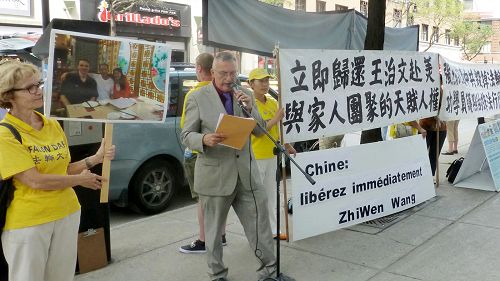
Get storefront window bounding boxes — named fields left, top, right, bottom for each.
left=258, top=56, right=275, bottom=76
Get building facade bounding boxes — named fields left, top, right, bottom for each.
left=80, top=0, right=194, bottom=63
left=0, top=0, right=77, bottom=36
left=1, top=0, right=471, bottom=73
left=462, top=0, right=500, bottom=63
left=283, top=0, right=462, bottom=62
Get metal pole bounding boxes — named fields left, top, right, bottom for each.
left=41, top=0, right=50, bottom=29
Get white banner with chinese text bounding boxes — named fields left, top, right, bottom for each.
left=439, top=57, right=500, bottom=121
left=291, top=135, right=435, bottom=241
left=279, top=49, right=440, bottom=143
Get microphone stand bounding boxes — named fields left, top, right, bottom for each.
left=237, top=102, right=315, bottom=281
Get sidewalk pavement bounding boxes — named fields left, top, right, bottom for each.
left=76, top=118, right=500, bottom=281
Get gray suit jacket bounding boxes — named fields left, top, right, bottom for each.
left=181, top=83, right=266, bottom=196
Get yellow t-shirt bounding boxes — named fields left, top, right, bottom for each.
left=251, top=95, right=280, bottom=160
left=180, top=81, right=210, bottom=154
left=180, top=80, right=211, bottom=129
left=0, top=112, right=80, bottom=230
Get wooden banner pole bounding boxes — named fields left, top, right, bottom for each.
left=435, top=125, right=440, bottom=188
left=275, top=47, right=290, bottom=241
left=100, top=123, right=113, bottom=203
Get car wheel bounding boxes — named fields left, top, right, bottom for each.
left=129, top=159, right=177, bottom=215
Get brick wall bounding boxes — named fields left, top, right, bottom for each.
left=491, top=20, right=500, bottom=53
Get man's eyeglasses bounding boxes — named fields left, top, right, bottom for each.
left=11, top=80, right=44, bottom=95
left=214, top=70, right=238, bottom=78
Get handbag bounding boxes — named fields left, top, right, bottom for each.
left=0, top=123, right=22, bottom=281
left=446, top=157, right=464, bottom=184
left=0, top=123, right=22, bottom=233
left=394, top=123, right=414, bottom=138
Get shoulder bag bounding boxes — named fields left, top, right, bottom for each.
left=0, top=123, right=22, bottom=232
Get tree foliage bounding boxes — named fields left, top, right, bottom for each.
left=452, top=21, right=494, bottom=61
left=414, top=0, right=463, bottom=51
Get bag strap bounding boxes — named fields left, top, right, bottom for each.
left=0, top=123, right=22, bottom=144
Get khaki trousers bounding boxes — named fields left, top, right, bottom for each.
left=1, top=210, right=80, bottom=281
left=256, top=158, right=279, bottom=235
left=200, top=177, right=276, bottom=280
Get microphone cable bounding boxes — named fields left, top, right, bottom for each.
left=235, top=85, right=280, bottom=280
left=243, top=103, right=280, bottom=281
left=249, top=134, right=279, bottom=281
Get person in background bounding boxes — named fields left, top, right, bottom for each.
left=0, top=60, right=115, bottom=281
left=421, top=75, right=447, bottom=177
left=179, top=53, right=228, bottom=254
left=60, top=59, right=98, bottom=105
left=442, top=120, right=459, bottom=155
left=248, top=67, right=296, bottom=241
left=89, top=63, right=114, bottom=101
left=319, top=135, right=344, bottom=149
left=112, top=68, right=134, bottom=99
left=181, top=52, right=294, bottom=281
left=389, top=121, right=427, bottom=139
left=420, top=117, right=447, bottom=176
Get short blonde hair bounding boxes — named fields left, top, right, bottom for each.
left=0, top=60, right=40, bottom=109
left=196, top=53, right=214, bottom=75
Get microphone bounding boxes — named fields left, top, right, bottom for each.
left=231, top=83, right=247, bottom=109
left=232, top=83, right=250, bottom=116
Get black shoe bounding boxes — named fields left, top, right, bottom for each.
left=453, top=150, right=458, bottom=154
left=179, top=239, right=206, bottom=254
left=442, top=151, right=455, bottom=155
left=222, top=234, right=227, bottom=246
left=213, top=278, right=228, bottom=281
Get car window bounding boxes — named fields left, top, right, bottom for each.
left=182, top=79, right=198, bottom=96
left=167, top=76, right=179, bottom=117
left=177, top=76, right=198, bottom=116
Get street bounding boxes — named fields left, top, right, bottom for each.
left=109, top=183, right=196, bottom=227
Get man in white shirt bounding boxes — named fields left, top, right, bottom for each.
left=89, top=63, right=114, bottom=101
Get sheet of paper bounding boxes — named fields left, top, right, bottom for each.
left=215, top=114, right=257, bottom=150
left=109, top=98, right=136, bottom=109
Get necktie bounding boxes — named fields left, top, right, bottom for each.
left=222, top=92, right=234, bottom=115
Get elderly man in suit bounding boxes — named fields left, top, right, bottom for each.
left=181, top=52, right=290, bottom=281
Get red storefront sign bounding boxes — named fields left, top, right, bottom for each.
left=97, top=0, right=181, bottom=28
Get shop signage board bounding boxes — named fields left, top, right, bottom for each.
left=0, top=0, right=31, bottom=16
left=96, top=0, right=181, bottom=28
left=93, top=0, right=191, bottom=38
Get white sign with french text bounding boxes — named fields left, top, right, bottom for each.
left=291, top=135, right=435, bottom=241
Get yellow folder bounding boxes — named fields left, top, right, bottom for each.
left=215, top=113, right=257, bottom=150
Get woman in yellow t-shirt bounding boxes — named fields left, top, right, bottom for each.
left=249, top=68, right=296, bottom=240
left=0, top=60, right=115, bottom=281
